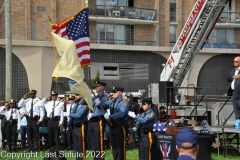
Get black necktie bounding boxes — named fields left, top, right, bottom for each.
left=30, top=99, right=34, bottom=118
left=110, top=99, right=116, bottom=114
left=70, top=104, right=73, bottom=113
left=10, top=109, right=13, bottom=120
left=52, top=101, right=55, bottom=118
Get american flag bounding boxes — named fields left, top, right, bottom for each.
left=51, top=7, right=90, bottom=66
left=214, top=134, right=221, bottom=148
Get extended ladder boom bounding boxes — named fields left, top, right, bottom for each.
left=160, top=0, right=229, bottom=87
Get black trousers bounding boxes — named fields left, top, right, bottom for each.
left=47, top=120, right=59, bottom=151
left=87, top=120, right=106, bottom=160
left=1, top=127, right=6, bottom=148
left=139, top=132, right=153, bottom=160
left=73, top=124, right=87, bottom=160
left=67, top=126, right=73, bottom=147
left=27, top=119, right=39, bottom=151
left=109, top=124, right=127, bottom=160
left=5, top=122, right=17, bottom=149
left=232, top=97, right=240, bottom=119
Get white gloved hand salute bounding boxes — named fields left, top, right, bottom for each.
left=128, top=111, right=136, bottom=118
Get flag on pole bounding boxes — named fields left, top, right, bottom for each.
left=51, top=6, right=90, bottom=66
left=51, top=32, right=93, bottom=111
left=214, top=134, right=221, bottom=148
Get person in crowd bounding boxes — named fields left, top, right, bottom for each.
left=68, top=94, right=89, bottom=160
left=176, top=128, right=199, bottom=160
left=97, top=86, right=129, bottom=160
left=40, top=91, right=64, bottom=152
left=87, top=81, right=108, bottom=160
left=227, top=56, right=240, bottom=121
left=18, top=89, right=44, bottom=151
left=66, top=95, right=74, bottom=150
left=137, top=95, right=143, bottom=116
left=0, top=99, right=21, bottom=152
left=19, top=106, right=28, bottom=150
left=0, top=101, right=9, bottom=150
left=128, top=97, right=155, bottom=160
left=61, top=94, right=69, bottom=149
left=125, top=93, right=139, bottom=148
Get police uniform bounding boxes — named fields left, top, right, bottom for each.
left=134, top=98, right=155, bottom=160
left=68, top=98, right=89, bottom=160
left=18, top=89, right=44, bottom=151
left=87, top=82, right=108, bottom=160
left=102, top=87, right=129, bottom=160
left=65, top=95, right=75, bottom=150
left=40, top=91, right=64, bottom=152
left=0, top=99, right=21, bottom=152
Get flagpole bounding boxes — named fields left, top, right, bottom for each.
left=84, top=78, right=112, bottom=126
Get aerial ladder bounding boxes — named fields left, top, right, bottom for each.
left=160, top=0, right=229, bottom=89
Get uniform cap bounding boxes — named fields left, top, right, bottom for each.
left=29, top=89, right=37, bottom=94
left=68, top=95, right=75, bottom=100
left=112, top=86, right=124, bottom=93
left=51, top=91, right=58, bottom=96
left=125, top=92, right=133, bottom=98
left=9, top=99, right=16, bottom=104
left=96, top=81, right=107, bottom=87
left=142, top=98, right=152, bottom=105
left=137, top=95, right=143, bottom=99
left=176, top=128, right=198, bottom=149
left=74, top=93, right=80, bottom=96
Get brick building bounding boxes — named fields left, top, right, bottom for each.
left=0, top=0, right=239, bottom=102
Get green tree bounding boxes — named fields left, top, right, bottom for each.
left=92, top=70, right=100, bottom=88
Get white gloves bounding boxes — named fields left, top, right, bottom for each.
left=128, top=111, right=136, bottom=118
left=104, top=112, right=110, bottom=120
left=94, top=98, right=100, bottom=105
left=132, top=127, right=137, bottom=132
left=87, top=113, right=92, bottom=120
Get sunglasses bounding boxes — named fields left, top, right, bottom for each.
left=69, top=99, right=74, bottom=101
left=234, top=61, right=238, bottom=63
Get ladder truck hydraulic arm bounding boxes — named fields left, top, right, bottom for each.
left=160, top=0, right=229, bottom=90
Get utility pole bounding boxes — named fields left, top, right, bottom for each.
left=5, top=0, right=12, bottom=100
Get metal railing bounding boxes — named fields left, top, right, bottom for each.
left=89, top=5, right=157, bottom=21
left=90, top=28, right=158, bottom=46
left=217, top=12, right=240, bottom=23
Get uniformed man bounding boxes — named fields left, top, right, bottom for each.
left=88, top=81, right=108, bottom=160
left=0, top=101, right=9, bottom=150
left=125, top=93, right=140, bottom=148
left=99, top=86, right=129, bottom=160
left=128, top=97, right=155, bottom=160
left=68, top=94, right=89, bottom=160
left=40, top=91, right=64, bottom=152
left=65, top=95, right=74, bottom=150
left=0, top=99, right=21, bottom=152
left=18, top=89, right=44, bottom=151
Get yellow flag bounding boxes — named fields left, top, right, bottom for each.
left=51, top=32, right=93, bottom=111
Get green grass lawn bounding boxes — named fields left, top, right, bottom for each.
left=0, top=148, right=239, bottom=160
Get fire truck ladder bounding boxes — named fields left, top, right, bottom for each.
left=160, top=0, right=229, bottom=88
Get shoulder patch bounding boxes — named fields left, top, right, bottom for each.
left=150, top=113, right=155, bottom=118
left=122, top=100, right=129, bottom=107
left=104, top=96, right=108, bottom=102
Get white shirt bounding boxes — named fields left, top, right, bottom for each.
left=18, top=97, right=44, bottom=121
left=64, top=103, right=74, bottom=122
left=40, top=98, right=64, bottom=124
left=0, top=107, right=21, bottom=130
left=231, top=68, right=240, bottom=90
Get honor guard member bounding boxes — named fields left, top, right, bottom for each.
left=65, top=95, right=75, bottom=150
left=88, top=81, right=108, bottom=160
left=99, top=86, right=129, bottom=160
left=128, top=98, right=155, bottom=160
left=68, top=94, right=89, bottom=160
left=40, top=91, right=64, bottom=152
left=0, top=99, right=21, bottom=152
left=18, top=89, right=44, bottom=151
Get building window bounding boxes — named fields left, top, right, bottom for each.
left=170, top=25, right=176, bottom=46
left=170, top=0, right=176, bottom=22
left=91, top=62, right=149, bottom=80
left=97, top=23, right=132, bottom=45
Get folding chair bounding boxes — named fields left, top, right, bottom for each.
left=39, top=127, right=48, bottom=150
